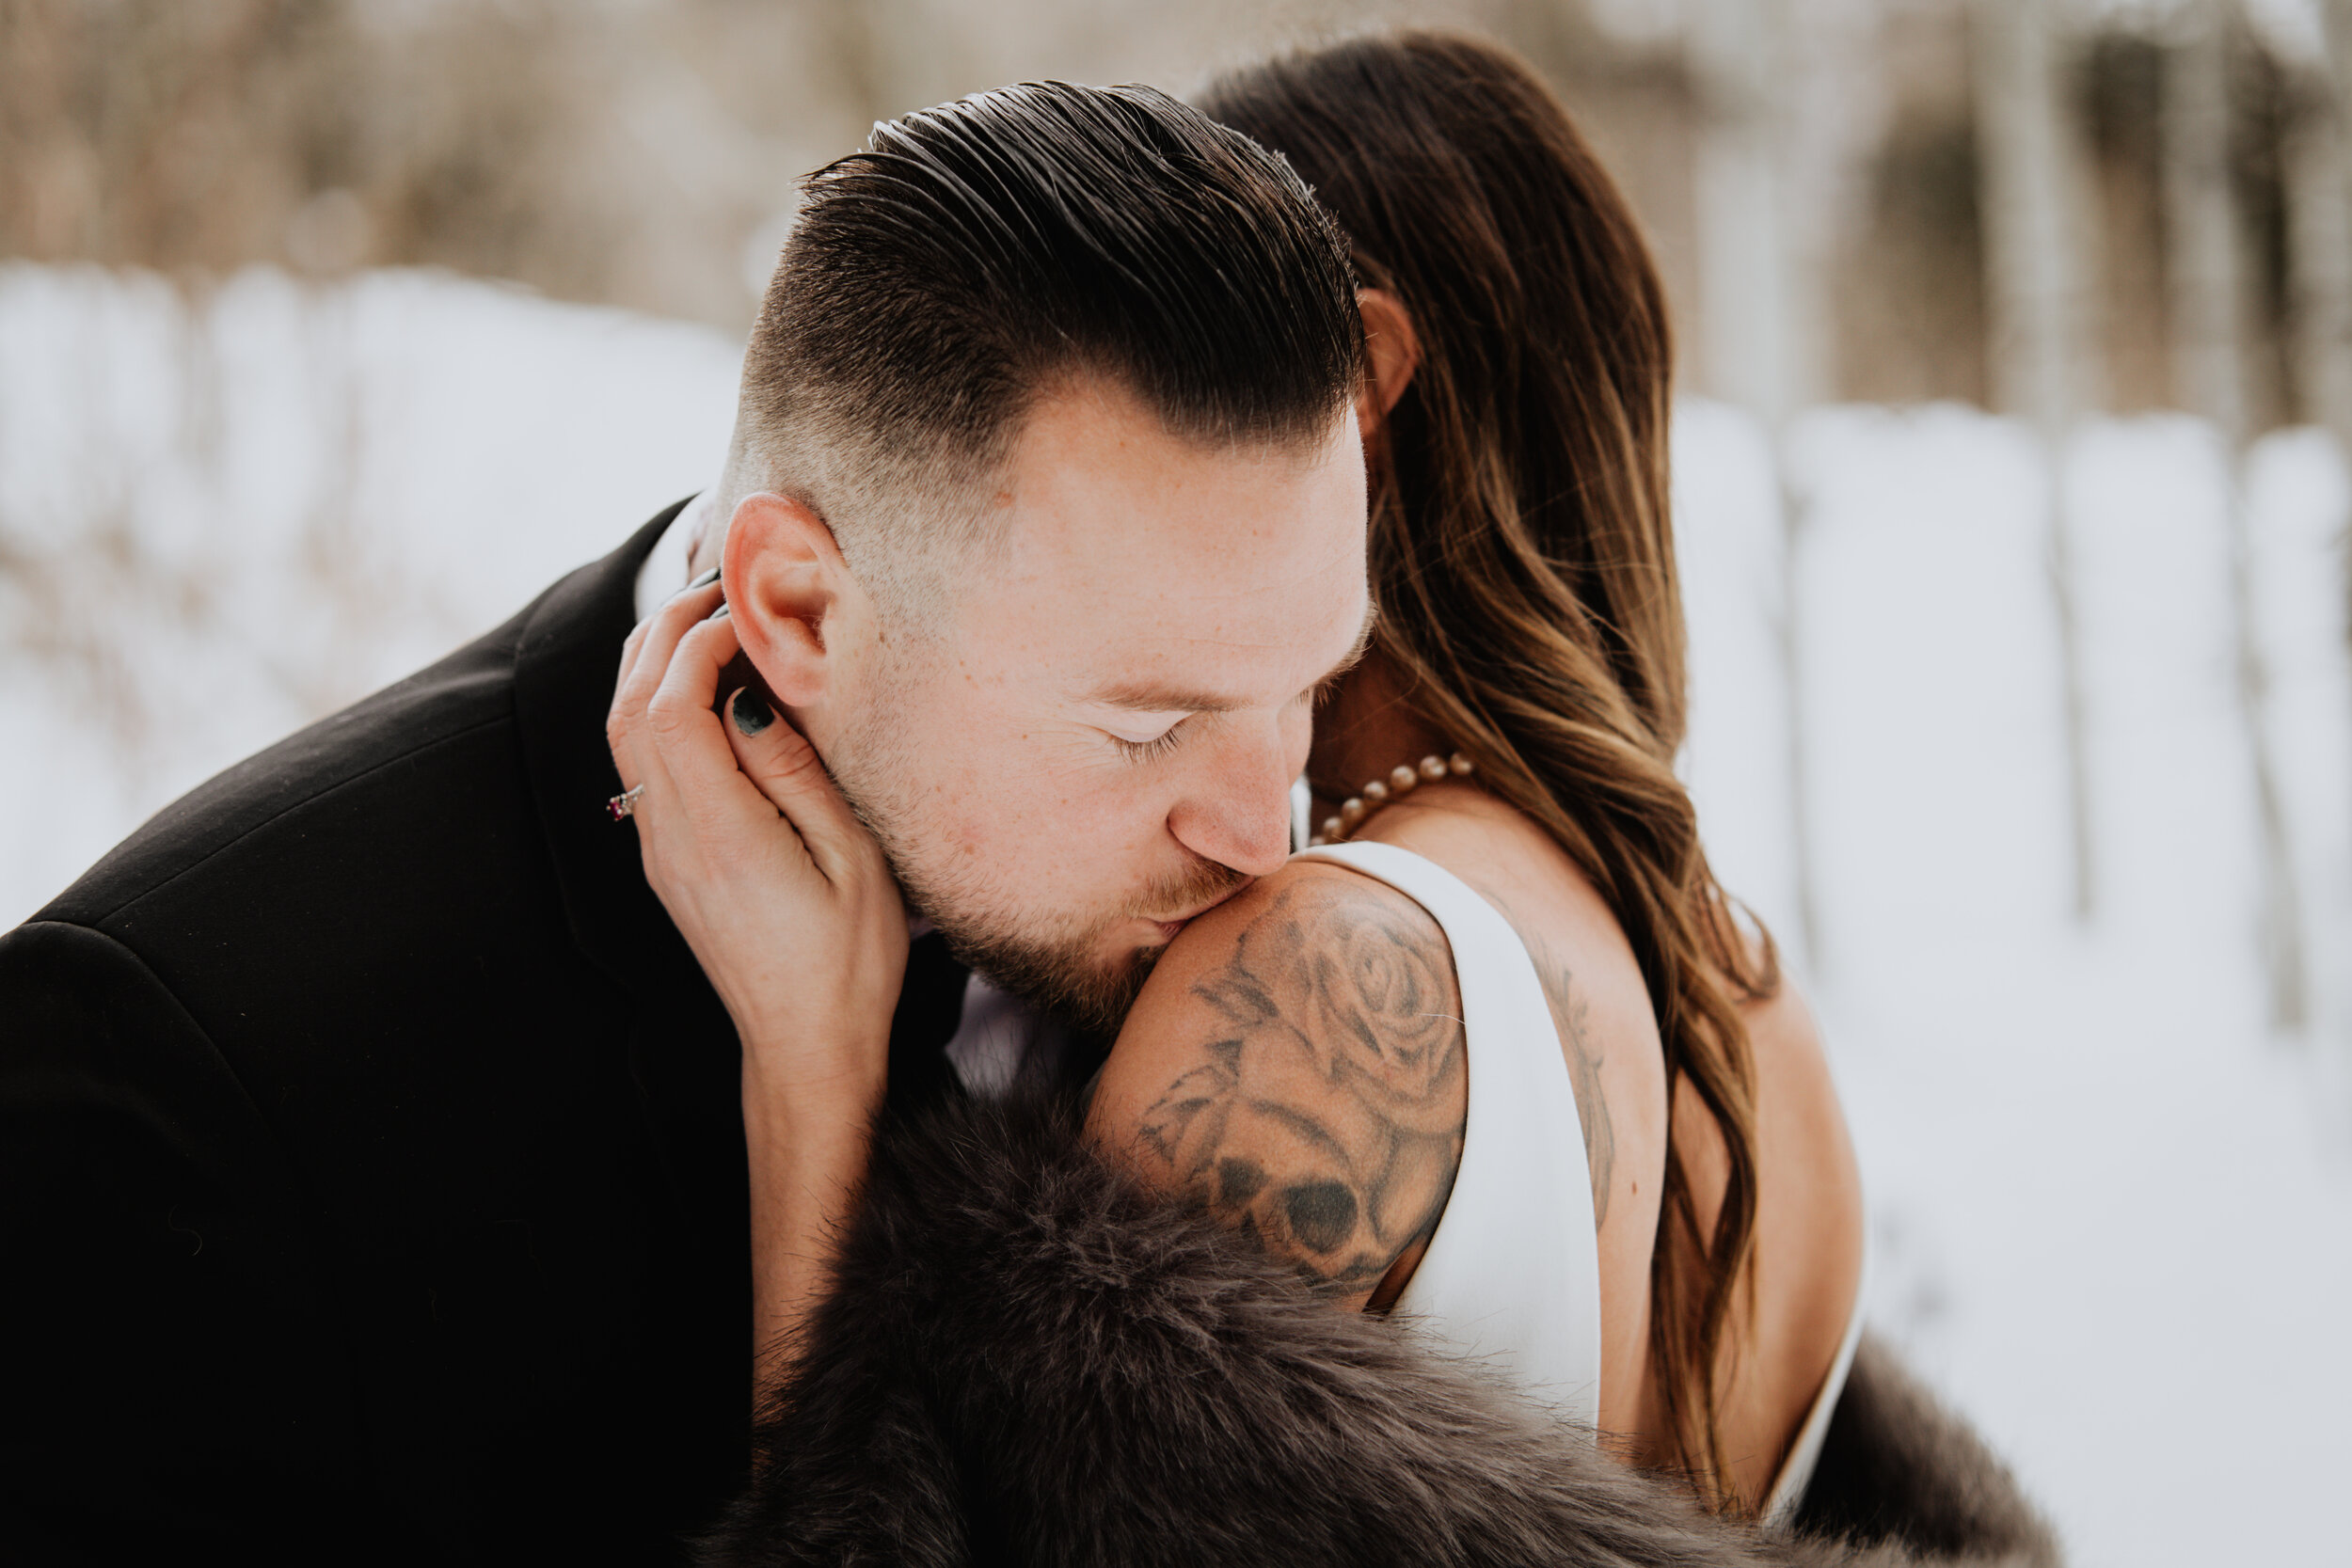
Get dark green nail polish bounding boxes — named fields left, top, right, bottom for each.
left=731, top=688, right=774, bottom=737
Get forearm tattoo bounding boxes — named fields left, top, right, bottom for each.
left=1136, top=879, right=1467, bottom=1296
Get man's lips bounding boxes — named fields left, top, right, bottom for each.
left=1144, top=881, right=1250, bottom=941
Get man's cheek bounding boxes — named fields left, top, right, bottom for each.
left=944, top=801, right=994, bottom=861
left=958, top=772, right=1087, bottom=859
left=921, top=757, right=1015, bottom=859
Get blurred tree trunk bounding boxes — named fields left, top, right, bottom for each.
left=2290, top=35, right=2352, bottom=442
left=1972, top=0, right=2101, bottom=922
left=2164, top=0, right=2309, bottom=1029
left=1690, top=0, right=1826, bottom=974
left=2323, top=0, right=2352, bottom=868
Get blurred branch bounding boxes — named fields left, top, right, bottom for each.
left=2324, top=0, right=2352, bottom=887
left=1689, top=0, right=1828, bottom=974
left=2164, top=0, right=2310, bottom=1030
left=1972, top=0, right=2099, bottom=920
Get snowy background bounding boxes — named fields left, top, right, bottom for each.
left=5, top=261, right=2349, bottom=1564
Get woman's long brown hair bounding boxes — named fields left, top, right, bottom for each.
left=1202, top=31, right=1780, bottom=1510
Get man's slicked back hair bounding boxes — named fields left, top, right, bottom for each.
left=737, top=81, right=1362, bottom=610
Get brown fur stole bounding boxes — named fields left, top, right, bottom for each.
left=696, top=1094, right=2060, bottom=1567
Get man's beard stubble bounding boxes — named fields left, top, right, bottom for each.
left=824, top=695, right=1249, bottom=1038
left=931, top=852, right=1248, bottom=1037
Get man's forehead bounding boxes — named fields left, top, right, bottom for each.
left=996, top=526, right=1370, bottom=705
left=947, top=375, right=1367, bottom=695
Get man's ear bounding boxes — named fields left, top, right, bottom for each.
left=1354, top=288, right=1422, bottom=443
left=722, top=491, right=850, bottom=709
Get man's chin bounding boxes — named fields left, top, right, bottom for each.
left=933, top=922, right=1167, bottom=1040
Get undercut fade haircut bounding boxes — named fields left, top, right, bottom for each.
left=734, top=81, right=1362, bottom=618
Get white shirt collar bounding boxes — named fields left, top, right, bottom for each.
left=631, top=492, right=711, bottom=622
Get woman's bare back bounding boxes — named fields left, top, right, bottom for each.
left=1089, top=782, right=1864, bottom=1510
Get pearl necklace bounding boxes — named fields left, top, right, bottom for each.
left=1308, top=752, right=1475, bottom=847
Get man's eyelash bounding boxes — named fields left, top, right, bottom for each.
left=1112, top=669, right=1343, bottom=761
left=1112, top=725, right=1185, bottom=763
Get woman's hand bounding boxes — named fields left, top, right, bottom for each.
left=606, top=574, right=910, bottom=1401
left=605, top=575, right=909, bottom=1109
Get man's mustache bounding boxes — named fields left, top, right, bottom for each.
left=1130, top=857, right=1252, bottom=926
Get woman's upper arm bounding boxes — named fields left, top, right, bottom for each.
left=1084, top=863, right=1468, bottom=1307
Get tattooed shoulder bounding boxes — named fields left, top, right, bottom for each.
left=1131, top=870, right=1467, bottom=1299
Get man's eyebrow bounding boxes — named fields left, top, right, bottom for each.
left=1091, top=598, right=1376, bottom=715
left=1093, top=683, right=1248, bottom=715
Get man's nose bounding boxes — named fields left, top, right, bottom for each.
left=1166, top=722, right=1296, bottom=878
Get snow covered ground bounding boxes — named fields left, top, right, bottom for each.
left=0, top=262, right=742, bottom=919
left=6, top=263, right=2348, bottom=1563
left=1679, top=400, right=2352, bottom=1565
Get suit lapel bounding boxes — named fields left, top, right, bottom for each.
left=513, top=502, right=691, bottom=998
left=510, top=504, right=740, bottom=1231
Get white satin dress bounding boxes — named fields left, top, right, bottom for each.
left=1292, top=839, right=1865, bottom=1528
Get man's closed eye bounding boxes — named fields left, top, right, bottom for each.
left=1108, top=720, right=1189, bottom=762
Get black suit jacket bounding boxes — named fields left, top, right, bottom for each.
left=0, top=505, right=972, bottom=1562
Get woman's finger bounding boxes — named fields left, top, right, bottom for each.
left=616, top=569, right=723, bottom=698
left=609, top=620, right=656, bottom=790
left=718, top=687, right=882, bottom=883
left=639, top=611, right=821, bottom=875
left=614, top=616, right=653, bottom=697
left=608, top=574, right=724, bottom=782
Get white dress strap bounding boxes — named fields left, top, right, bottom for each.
left=1760, top=1236, right=1870, bottom=1528
left=1293, top=840, right=1604, bottom=1433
